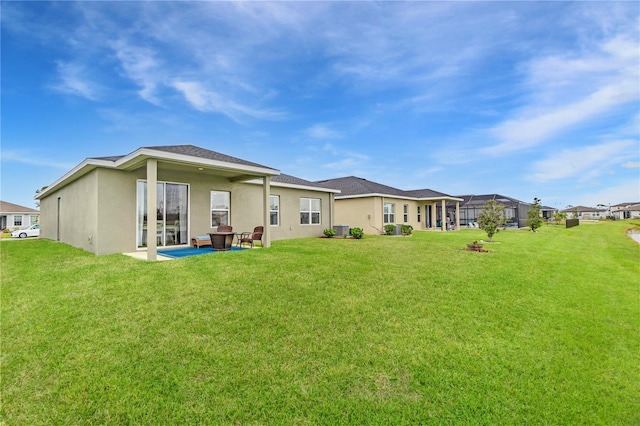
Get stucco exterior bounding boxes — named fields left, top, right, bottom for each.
left=37, top=145, right=338, bottom=256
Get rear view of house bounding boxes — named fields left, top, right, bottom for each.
left=36, top=145, right=339, bottom=259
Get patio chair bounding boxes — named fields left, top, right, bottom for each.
left=238, top=226, right=263, bottom=248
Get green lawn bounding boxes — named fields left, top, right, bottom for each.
left=2, top=222, right=639, bottom=425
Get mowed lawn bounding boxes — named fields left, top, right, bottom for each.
left=2, top=222, right=639, bottom=425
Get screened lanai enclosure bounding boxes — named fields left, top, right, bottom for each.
left=447, top=194, right=531, bottom=228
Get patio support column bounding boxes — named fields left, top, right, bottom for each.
left=441, top=199, right=446, bottom=231
left=455, top=201, right=460, bottom=230
left=147, top=159, right=157, bottom=261
left=329, top=193, right=335, bottom=229
left=263, top=176, right=271, bottom=248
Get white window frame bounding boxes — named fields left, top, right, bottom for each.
left=211, top=191, right=231, bottom=227
left=417, top=206, right=421, bottom=223
left=300, top=197, right=321, bottom=225
left=383, top=203, right=395, bottom=224
left=13, top=215, right=22, bottom=227
left=270, top=195, right=280, bottom=226
left=403, top=204, right=409, bottom=223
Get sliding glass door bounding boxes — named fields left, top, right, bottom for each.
left=137, top=181, right=189, bottom=248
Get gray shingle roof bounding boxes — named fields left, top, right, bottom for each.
left=0, top=201, right=39, bottom=213
left=315, top=176, right=408, bottom=197
left=404, top=188, right=450, bottom=198
left=271, top=174, right=334, bottom=190
left=90, top=145, right=277, bottom=171
left=315, top=176, right=454, bottom=199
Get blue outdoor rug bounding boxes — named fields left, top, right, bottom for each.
left=158, top=246, right=247, bottom=259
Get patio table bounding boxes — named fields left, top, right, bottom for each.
left=209, top=232, right=236, bottom=251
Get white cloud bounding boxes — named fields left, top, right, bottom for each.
left=1, top=149, right=75, bottom=170
left=529, top=140, right=636, bottom=182
left=572, top=180, right=640, bottom=207
left=172, top=80, right=286, bottom=123
left=111, top=40, right=162, bottom=105
left=305, top=124, right=342, bottom=139
left=623, top=162, right=640, bottom=169
left=483, top=35, right=639, bottom=155
left=52, top=61, right=100, bottom=100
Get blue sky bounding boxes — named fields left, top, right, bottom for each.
left=2, top=1, right=639, bottom=211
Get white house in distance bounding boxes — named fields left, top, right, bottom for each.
left=610, top=202, right=640, bottom=220
left=560, top=205, right=608, bottom=220
left=36, top=145, right=340, bottom=260
left=0, top=201, right=39, bottom=231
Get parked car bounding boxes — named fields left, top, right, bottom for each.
left=11, top=224, right=40, bottom=238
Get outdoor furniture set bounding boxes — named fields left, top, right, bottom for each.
left=191, top=226, right=264, bottom=251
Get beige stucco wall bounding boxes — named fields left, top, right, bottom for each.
left=334, top=197, right=430, bottom=234
left=39, top=169, right=99, bottom=252
left=231, top=182, right=333, bottom=240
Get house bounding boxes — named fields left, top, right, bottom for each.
left=0, top=201, right=39, bottom=231
left=560, top=205, right=607, bottom=220
left=36, top=145, right=339, bottom=259
left=315, top=176, right=463, bottom=234
left=610, top=202, right=640, bottom=220
left=447, top=194, right=532, bottom=228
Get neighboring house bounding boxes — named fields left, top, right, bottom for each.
left=611, top=202, right=640, bottom=220
left=36, top=145, right=339, bottom=259
left=610, top=202, right=640, bottom=219
left=541, top=205, right=557, bottom=220
left=448, top=194, right=532, bottom=228
left=315, top=176, right=463, bottom=234
left=560, top=205, right=607, bottom=220
left=0, top=201, right=39, bottom=231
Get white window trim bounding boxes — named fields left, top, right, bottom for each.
left=270, top=195, right=280, bottom=227
left=383, top=203, right=395, bottom=224
left=300, top=197, right=321, bottom=225
left=211, top=190, right=231, bottom=228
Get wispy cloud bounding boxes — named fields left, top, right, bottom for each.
left=172, top=81, right=286, bottom=123
left=484, top=35, right=639, bottom=155
left=1, top=150, right=75, bottom=170
left=51, top=61, right=101, bottom=100
left=529, top=140, right=636, bottom=182
left=305, top=124, right=342, bottom=139
left=622, top=162, right=640, bottom=169
left=111, top=39, right=162, bottom=105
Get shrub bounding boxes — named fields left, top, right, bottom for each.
left=384, top=224, right=396, bottom=235
left=323, top=228, right=336, bottom=237
left=400, top=224, right=413, bottom=236
left=349, top=227, right=364, bottom=239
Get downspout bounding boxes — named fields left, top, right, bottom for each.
left=263, top=176, right=271, bottom=248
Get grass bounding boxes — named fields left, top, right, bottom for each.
left=2, top=222, right=639, bottom=425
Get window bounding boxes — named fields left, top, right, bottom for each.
left=403, top=204, right=409, bottom=223
left=30, top=215, right=39, bottom=225
left=211, top=191, right=230, bottom=227
left=14, top=215, right=22, bottom=226
left=417, top=206, right=421, bottom=223
left=383, top=203, right=395, bottom=224
left=300, top=197, right=321, bottom=225
left=270, top=195, right=280, bottom=226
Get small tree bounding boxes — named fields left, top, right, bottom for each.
left=552, top=211, right=567, bottom=225
left=527, top=197, right=544, bottom=232
left=34, top=185, right=48, bottom=208
left=477, top=200, right=506, bottom=242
